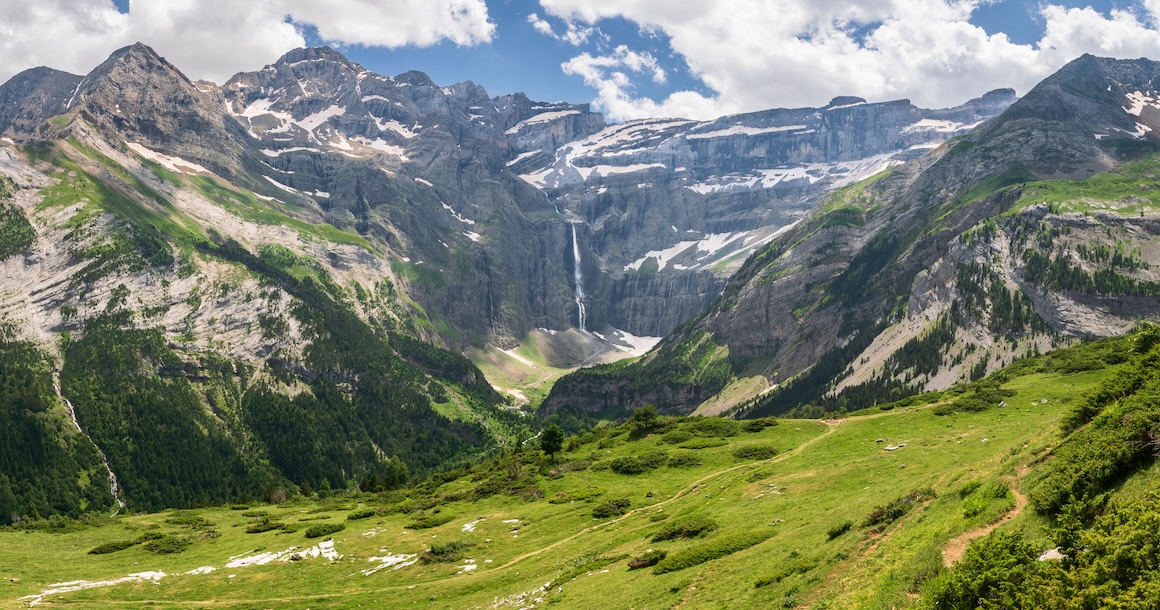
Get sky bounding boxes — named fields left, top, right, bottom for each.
left=1, top=0, right=1159, bottom=121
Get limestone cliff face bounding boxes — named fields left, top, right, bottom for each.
left=543, top=55, right=1160, bottom=417
left=0, top=43, right=1014, bottom=363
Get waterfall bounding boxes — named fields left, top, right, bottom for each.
left=570, top=222, right=587, bottom=331
left=56, top=379, right=125, bottom=513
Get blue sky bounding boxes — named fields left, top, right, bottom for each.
left=7, top=0, right=1160, bottom=120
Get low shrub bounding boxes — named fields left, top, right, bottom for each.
left=304, top=523, right=346, bottom=539
left=733, top=445, right=777, bottom=460
left=609, top=452, right=667, bottom=475
left=678, top=438, right=728, bottom=450
left=652, top=517, right=718, bottom=542
left=592, top=498, right=631, bottom=519
left=826, top=521, right=852, bottom=540
left=862, top=488, right=936, bottom=530
left=667, top=453, right=702, bottom=468
left=88, top=539, right=137, bottom=555
left=142, top=535, right=191, bottom=554
left=682, top=417, right=740, bottom=438
left=628, top=549, right=667, bottom=570
left=958, top=480, right=982, bottom=499
left=245, top=519, right=285, bottom=533
left=420, top=540, right=474, bottom=564
left=406, top=513, right=455, bottom=529
left=742, top=417, right=778, bottom=433
left=240, top=510, right=268, bottom=518
left=229, top=505, right=250, bottom=511
left=653, top=530, right=773, bottom=574
left=659, top=430, right=694, bottom=445
left=347, top=508, right=377, bottom=521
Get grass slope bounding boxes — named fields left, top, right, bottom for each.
left=0, top=337, right=1140, bottom=609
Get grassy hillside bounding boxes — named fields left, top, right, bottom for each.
left=4, top=333, right=1155, bottom=608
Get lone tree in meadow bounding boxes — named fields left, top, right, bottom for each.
left=540, top=425, right=564, bottom=462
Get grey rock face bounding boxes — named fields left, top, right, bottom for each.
left=0, top=67, right=82, bottom=135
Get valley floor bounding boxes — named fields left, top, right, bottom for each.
left=0, top=361, right=1106, bottom=609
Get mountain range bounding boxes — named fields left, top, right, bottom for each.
left=1, top=43, right=1159, bottom=522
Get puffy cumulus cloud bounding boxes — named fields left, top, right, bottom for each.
left=539, top=0, right=1160, bottom=121
left=527, top=12, right=596, bottom=45
left=0, top=0, right=494, bottom=85
left=562, top=45, right=678, bottom=118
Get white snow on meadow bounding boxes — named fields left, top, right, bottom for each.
left=361, top=553, right=418, bottom=576
left=21, top=572, right=167, bottom=607
left=462, top=519, right=484, bottom=532
left=127, top=143, right=209, bottom=175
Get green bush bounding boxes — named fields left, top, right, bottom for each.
left=733, top=445, right=777, bottom=460
left=420, top=540, right=474, bottom=564
left=304, top=523, right=346, bottom=538
left=682, top=417, right=740, bottom=438
left=347, top=508, right=377, bottom=521
left=592, top=498, right=631, bottom=519
left=406, top=513, right=455, bottom=529
left=862, top=488, right=936, bottom=530
left=653, top=530, right=773, bottom=574
left=742, top=417, right=778, bottom=433
left=142, top=535, right=190, bottom=554
left=678, top=438, right=729, bottom=450
left=628, top=549, right=667, bottom=570
left=245, top=519, right=285, bottom=533
left=826, top=521, right=852, bottom=540
left=88, top=539, right=138, bottom=555
left=609, top=452, right=667, bottom=475
left=659, top=430, right=694, bottom=444
left=957, top=480, right=981, bottom=498
left=652, top=517, right=718, bottom=542
left=667, top=453, right=702, bottom=468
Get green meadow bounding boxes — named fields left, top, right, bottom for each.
left=2, top=336, right=1130, bottom=609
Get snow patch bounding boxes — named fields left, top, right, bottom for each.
left=505, top=109, right=581, bottom=134
left=263, top=175, right=300, bottom=194
left=362, top=553, right=418, bottom=576
left=685, top=124, right=809, bottom=139
left=260, top=147, right=322, bottom=157
left=1123, top=90, right=1160, bottom=116
left=127, top=142, right=210, bottom=175
left=464, top=231, right=481, bottom=242
left=462, top=519, right=483, bottom=533
left=503, top=349, right=536, bottom=368
left=21, top=572, right=167, bottom=607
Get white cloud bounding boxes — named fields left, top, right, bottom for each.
left=0, top=0, right=494, bottom=85
left=527, top=12, right=594, bottom=45
left=540, top=0, right=1160, bottom=121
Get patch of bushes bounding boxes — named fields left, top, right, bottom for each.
left=304, top=523, right=346, bottom=538
left=678, top=438, right=728, bottom=450
left=628, top=549, right=667, bottom=570
left=592, top=498, right=632, bottom=519
left=142, top=535, right=191, bottom=554
left=88, top=539, right=138, bottom=555
left=653, top=530, right=773, bottom=574
left=681, top=417, right=740, bottom=438
left=667, top=453, right=702, bottom=468
left=240, top=510, right=268, bottom=518
left=245, top=519, right=285, bottom=533
left=659, top=430, right=693, bottom=444
left=347, top=508, right=377, bottom=521
left=733, top=445, right=777, bottom=460
left=406, top=513, right=455, bottom=529
left=609, top=452, right=667, bottom=475
left=420, top=540, right=474, bottom=564
left=862, top=488, right=936, bottom=530
left=742, top=417, right=778, bottom=433
left=826, top=521, right=852, bottom=540
left=652, top=517, right=718, bottom=542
